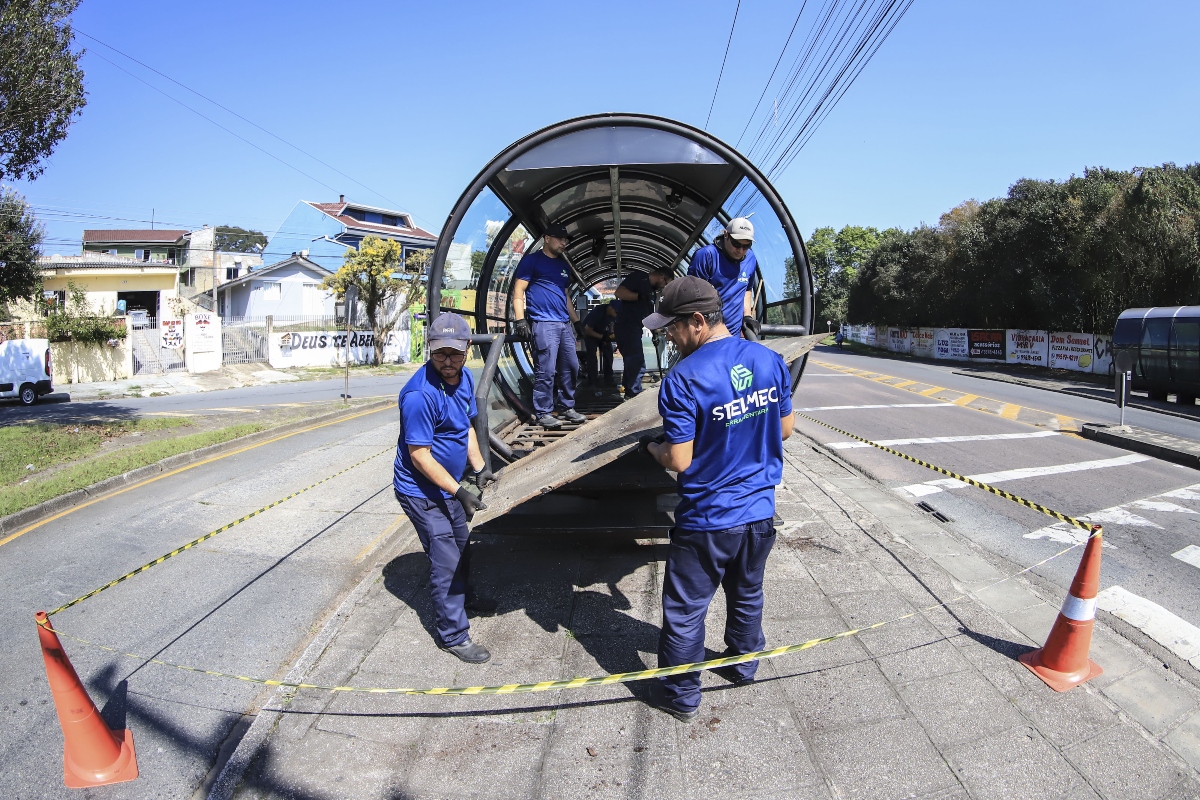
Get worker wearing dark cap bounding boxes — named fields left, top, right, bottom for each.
left=512, top=223, right=586, bottom=429
left=393, top=312, right=498, bottom=664
left=581, top=300, right=618, bottom=390
left=613, top=267, right=674, bottom=398
left=639, top=277, right=795, bottom=721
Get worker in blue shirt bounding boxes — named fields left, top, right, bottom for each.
left=638, top=277, right=795, bottom=721
left=580, top=301, right=618, bottom=390
left=393, top=313, right=498, bottom=664
left=613, top=267, right=674, bottom=398
left=512, top=223, right=585, bottom=430
left=688, top=217, right=761, bottom=339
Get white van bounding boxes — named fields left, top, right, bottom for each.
left=0, top=338, right=53, bottom=405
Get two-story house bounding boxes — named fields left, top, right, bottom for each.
left=265, top=196, right=437, bottom=269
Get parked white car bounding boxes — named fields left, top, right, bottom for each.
left=0, top=338, right=53, bottom=405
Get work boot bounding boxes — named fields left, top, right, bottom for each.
left=537, top=414, right=563, bottom=430
left=648, top=682, right=699, bottom=722
left=711, top=664, right=756, bottom=687
left=441, top=638, right=491, bottom=664
left=559, top=409, right=586, bottom=424
left=465, top=595, right=499, bottom=616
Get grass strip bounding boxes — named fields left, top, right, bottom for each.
left=0, top=417, right=192, bottom=485
left=0, top=423, right=264, bottom=517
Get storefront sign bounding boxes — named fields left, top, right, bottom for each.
left=968, top=329, right=1005, bottom=361
left=1006, top=329, right=1049, bottom=367
left=161, top=319, right=183, bottom=350
left=1048, top=332, right=1094, bottom=371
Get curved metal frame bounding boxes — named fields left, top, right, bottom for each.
left=427, top=113, right=814, bottom=422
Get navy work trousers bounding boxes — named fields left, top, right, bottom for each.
left=396, top=490, right=473, bottom=648
left=532, top=320, right=578, bottom=416
left=657, top=518, right=776, bottom=712
left=583, top=336, right=613, bottom=383
left=614, top=327, right=645, bottom=396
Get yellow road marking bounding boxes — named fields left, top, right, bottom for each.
left=1000, top=404, right=1022, bottom=420
left=918, top=386, right=945, bottom=396
left=893, top=380, right=917, bottom=388
left=952, top=394, right=979, bottom=406
left=1057, top=414, right=1080, bottom=432
left=0, top=405, right=390, bottom=549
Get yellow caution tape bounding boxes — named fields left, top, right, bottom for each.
left=47, top=448, right=393, bottom=616
left=797, top=413, right=1099, bottom=533
left=41, top=528, right=1098, bottom=696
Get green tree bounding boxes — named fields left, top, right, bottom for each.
left=806, top=225, right=886, bottom=325
left=214, top=225, right=267, bottom=253
left=0, top=188, right=44, bottom=304
left=0, top=0, right=87, bottom=181
left=321, top=236, right=426, bottom=364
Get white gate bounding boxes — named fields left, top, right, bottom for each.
left=131, top=317, right=187, bottom=375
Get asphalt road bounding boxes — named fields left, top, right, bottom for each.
left=796, top=345, right=1200, bottom=660
left=0, top=372, right=415, bottom=425
left=0, top=407, right=405, bottom=798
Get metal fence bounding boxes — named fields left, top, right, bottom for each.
left=131, top=316, right=187, bottom=375
left=221, top=318, right=269, bottom=364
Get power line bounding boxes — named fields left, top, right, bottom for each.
left=734, top=0, right=809, bottom=149
left=704, top=0, right=743, bottom=131
left=74, top=30, right=424, bottom=225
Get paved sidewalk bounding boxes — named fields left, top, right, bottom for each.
left=219, top=438, right=1200, bottom=799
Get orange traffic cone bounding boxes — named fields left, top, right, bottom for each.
left=1018, top=527, right=1104, bottom=692
left=35, top=612, right=138, bottom=788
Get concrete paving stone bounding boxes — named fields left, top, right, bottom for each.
left=970, top=579, right=1047, bottom=615
left=829, top=588, right=918, bottom=626
left=896, top=670, right=1028, bottom=747
left=1101, top=668, right=1200, bottom=736
left=763, top=575, right=840, bottom=620
left=998, top=602, right=1060, bottom=645
left=1165, top=712, right=1200, bottom=773
left=954, top=630, right=1051, bottom=700
left=776, top=658, right=907, bottom=732
left=1158, top=777, right=1200, bottom=800
left=876, top=637, right=973, bottom=684
left=1011, top=684, right=1122, bottom=748
left=805, top=560, right=892, bottom=595
left=853, top=612, right=952, bottom=662
left=1088, top=633, right=1153, bottom=689
left=569, top=585, right=661, bottom=636
left=945, top=725, right=1099, bottom=800
left=234, top=725, right=407, bottom=800
left=762, top=614, right=874, bottom=674
left=675, top=683, right=827, bottom=797
left=812, top=717, right=959, bottom=800
left=399, top=716, right=556, bottom=799
left=1064, top=723, right=1189, bottom=800
left=541, top=755, right=689, bottom=800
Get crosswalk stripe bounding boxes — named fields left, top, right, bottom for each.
left=1000, top=403, right=1021, bottom=420
left=827, top=431, right=1060, bottom=450
left=1096, top=586, right=1200, bottom=669
left=898, top=453, right=1153, bottom=497
left=918, top=386, right=945, bottom=396
left=1173, top=546, right=1200, bottom=570
left=953, top=394, right=979, bottom=406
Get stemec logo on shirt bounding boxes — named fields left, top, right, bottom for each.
left=730, top=364, right=754, bottom=392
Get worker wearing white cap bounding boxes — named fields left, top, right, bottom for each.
left=687, top=217, right=760, bottom=339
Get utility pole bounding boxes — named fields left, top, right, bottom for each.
left=342, top=284, right=359, bottom=405
left=211, top=226, right=219, bottom=312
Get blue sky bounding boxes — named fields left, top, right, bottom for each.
left=12, top=0, right=1200, bottom=255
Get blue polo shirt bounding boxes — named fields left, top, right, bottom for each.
left=514, top=250, right=571, bottom=322
left=394, top=362, right=477, bottom=500
left=582, top=304, right=616, bottom=338
left=689, top=242, right=756, bottom=331
left=658, top=336, right=792, bottom=530
left=615, top=271, right=652, bottom=335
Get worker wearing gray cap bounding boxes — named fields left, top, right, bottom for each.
left=688, top=217, right=761, bottom=339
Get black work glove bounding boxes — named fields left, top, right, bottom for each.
left=742, top=315, right=761, bottom=338
left=473, top=466, right=496, bottom=490
left=513, top=318, right=531, bottom=339
left=637, top=434, right=665, bottom=460
left=454, top=486, right=487, bottom=522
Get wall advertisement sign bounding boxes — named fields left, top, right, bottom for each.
left=161, top=319, right=184, bottom=351
left=863, top=325, right=877, bottom=348
left=968, top=329, right=1005, bottom=361
left=269, top=330, right=409, bottom=368
left=184, top=313, right=221, bottom=373
left=1006, top=329, right=1049, bottom=367
left=934, top=328, right=969, bottom=360
left=887, top=327, right=911, bottom=354
left=1092, top=333, right=1113, bottom=375
left=911, top=327, right=935, bottom=358
left=1048, top=332, right=1094, bottom=372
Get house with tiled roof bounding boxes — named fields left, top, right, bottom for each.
left=82, top=229, right=189, bottom=264
left=264, top=195, right=437, bottom=269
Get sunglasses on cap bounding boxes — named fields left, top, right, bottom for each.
left=727, top=238, right=752, bottom=251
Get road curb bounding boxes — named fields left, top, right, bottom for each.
left=950, top=369, right=1200, bottom=421
left=0, top=399, right=394, bottom=537
left=1080, top=422, right=1200, bottom=470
